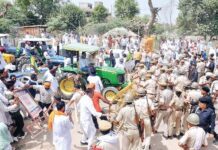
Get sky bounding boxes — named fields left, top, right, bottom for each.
left=71, top=0, right=179, bottom=24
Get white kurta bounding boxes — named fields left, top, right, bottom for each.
left=87, top=76, right=103, bottom=93
left=43, top=70, right=59, bottom=92
left=0, top=53, right=7, bottom=70
left=0, top=94, right=17, bottom=125
left=53, top=115, right=73, bottom=150
left=78, top=95, right=102, bottom=149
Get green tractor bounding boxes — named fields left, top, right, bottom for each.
left=58, top=43, right=127, bottom=100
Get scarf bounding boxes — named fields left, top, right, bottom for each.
left=48, top=110, right=66, bottom=131
left=0, top=123, right=12, bottom=150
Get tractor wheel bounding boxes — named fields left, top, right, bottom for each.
left=58, top=74, right=76, bottom=100
left=102, top=87, right=118, bottom=102
left=18, top=57, right=30, bottom=71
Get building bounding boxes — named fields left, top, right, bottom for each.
left=94, top=1, right=103, bottom=7
left=79, top=2, right=93, bottom=17
left=16, top=25, right=47, bottom=37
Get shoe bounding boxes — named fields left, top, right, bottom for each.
left=176, top=135, right=181, bottom=139
left=18, top=132, right=27, bottom=139
left=163, top=135, right=172, bottom=139
left=80, top=141, right=88, bottom=145
left=13, top=137, right=18, bottom=142
left=153, top=130, right=157, bottom=134
left=213, top=140, right=218, bottom=145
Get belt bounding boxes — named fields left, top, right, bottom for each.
left=159, top=109, right=167, bottom=111
left=175, top=108, right=183, bottom=111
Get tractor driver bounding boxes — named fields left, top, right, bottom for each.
left=79, top=52, right=90, bottom=72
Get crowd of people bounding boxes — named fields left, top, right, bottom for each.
left=0, top=34, right=218, bottom=150
left=61, top=32, right=141, bottom=50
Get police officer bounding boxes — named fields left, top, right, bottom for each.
left=200, top=86, right=215, bottom=110
left=194, top=97, right=216, bottom=137
left=179, top=113, right=207, bottom=149
left=135, top=88, right=154, bottom=150
left=169, top=86, right=184, bottom=138
left=154, top=80, right=173, bottom=138
left=116, top=92, right=140, bottom=150
left=93, top=120, right=119, bottom=150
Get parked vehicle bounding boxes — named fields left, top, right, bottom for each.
left=59, top=43, right=127, bottom=100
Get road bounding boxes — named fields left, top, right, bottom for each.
left=14, top=111, right=218, bottom=150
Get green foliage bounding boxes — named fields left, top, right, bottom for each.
left=196, top=0, right=218, bottom=38
left=79, top=17, right=148, bottom=36
left=177, top=0, right=218, bottom=38
left=0, top=18, right=12, bottom=33
left=91, top=4, right=108, bottom=23
left=16, top=0, right=58, bottom=25
left=115, top=0, right=139, bottom=19
left=47, top=16, right=67, bottom=32
left=47, top=4, right=85, bottom=32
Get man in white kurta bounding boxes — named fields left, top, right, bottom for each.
left=78, top=89, right=102, bottom=150
left=0, top=94, right=18, bottom=125
left=53, top=102, right=73, bottom=150
left=43, top=67, right=59, bottom=92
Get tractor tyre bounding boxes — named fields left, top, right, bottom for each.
left=17, top=57, right=30, bottom=71
left=58, top=73, right=76, bottom=100
left=102, top=87, right=119, bottom=102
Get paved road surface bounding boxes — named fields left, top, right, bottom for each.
left=13, top=101, right=218, bottom=150
left=14, top=113, right=218, bottom=150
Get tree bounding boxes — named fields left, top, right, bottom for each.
left=16, top=0, right=58, bottom=25
left=196, top=0, right=218, bottom=39
left=0, top=18, right=12, bottom=33
left=177, top=0, right=201, bottom=35
left=177, top=0, right=218, bottom=38
left=47, top=4, right=85, bottom=31
left=115, top=0, right=139, bottom=19
left=144, top=0, right=161, bottom=35
left=91, top=4, right=108, bottom=23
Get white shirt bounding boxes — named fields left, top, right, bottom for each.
left=0, top=94, right=17, bottom=124
left=79, top=95, right=102, bottom=123
left=78, top=95, right=102, bottom=148
left=33, top=85, right=54, bottom=104
left=0, top=80, right=7, bottom=95
left=43, top=70, right=59, bottom=92
left=179, top=126, right=207, bottom=149
left=0, top=53, right=7, bottom=70
left=53, top=115, right=73, bottom=150
left=115, top=63, right=125, bottom=70
left=87, top=75, right=103, bottom=93
left=13, top=81, right=24, bottom=89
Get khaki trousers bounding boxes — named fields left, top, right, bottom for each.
left=182, top=111, right=189, bottom=133
left=169, top=110, right=183, bottom=136
left=119, top=129, right=140, bottom=150
left=154, top=109, right=172, bottom=136
left=142, top=117, right=152, bottom=150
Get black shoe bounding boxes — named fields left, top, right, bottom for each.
left=80, top=141, right=88, bottom=145
left=173, top=135, right=177, bottom=138
left=163, top=135, right=171, bottom=139
left=213, top=140, right=218, bottom=145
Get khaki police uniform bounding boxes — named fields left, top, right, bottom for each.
left=135, top=96, right=154, bottom=150
left=154, top=87, right=173, bottom=137
left=169, top=92, right=184, bottom=136
left=179, top=126, right=207, bottom=149
left=116, top=104, right=140, bottom=150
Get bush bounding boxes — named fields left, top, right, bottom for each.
left=79, top=17, right=148, bottom=36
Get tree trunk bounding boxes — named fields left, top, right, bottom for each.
left=144, top=0, right=161, bottom=35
